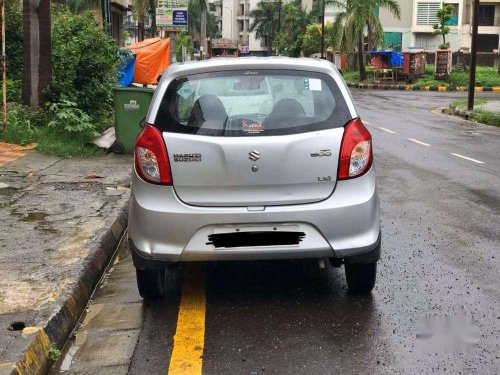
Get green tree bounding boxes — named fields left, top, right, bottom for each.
left=66, top=0, right=99, bottom=13
left=46, top=7, right=119, bottom=120
left=188, top=0, right=216, bottom=50
left=302, top=22, right=333, bottom=57
left=175, top=33, right=194, bottom=61
left=433, top=3, right=454, bottom=49
left=1, top=0, right=23, bottom=80
left=249, top=1, right=280, bottom=56
left=274, top=2, right=313, bottom=57
left=331, top=0, right=400, bottom=80
left=132, top=0, right=148, bottom=40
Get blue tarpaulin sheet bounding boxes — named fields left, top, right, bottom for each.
left=118, top=55, right=136, bottom=87
left=368, top=50, right=403, bottom=67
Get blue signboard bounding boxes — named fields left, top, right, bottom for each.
left=173, top=10, right=188, bottom=27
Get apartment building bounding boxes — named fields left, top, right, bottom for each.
left=380, top=0, right=499, bottom=51
left=322, top=0, right=499, bottom=53
left=210, top=0, right=499, bottom=54
left=94, top=0, right=131, bottom=46
left=207, top=0, right=257, bottom=54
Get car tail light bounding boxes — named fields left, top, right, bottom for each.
left=134, top=124, right=172, bottom=184
left=338, top=118, right=372, bottom=180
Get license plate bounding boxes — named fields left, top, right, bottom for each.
left=213, top=224, right=300, bottom=234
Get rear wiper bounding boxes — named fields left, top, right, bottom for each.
left=222, top=116, right=229, bottom=136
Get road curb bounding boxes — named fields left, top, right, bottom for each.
left=347, top=82, right=500, bottom=92
left=6, top=207, right=128, bottom=375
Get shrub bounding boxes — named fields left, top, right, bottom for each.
left=0, top=79, right=22, bottom=103
left=175, top=33, right=194, bottom=62
left=1, top=104, right=39, bottom=145
left=0, top=103, right=103, bottom=157
left=0, top=0, right=23, bottom=80
left=47, top=100, right=97, bottom=138
left=474, top=110, right=500, bottom=127
left=46, top=6, right=120, bottom=121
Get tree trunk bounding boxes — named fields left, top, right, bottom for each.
left=268, top=38, right=272, bottom=56
left=138, top=20, right=145, bottom=41
left=201, top=9, right=207, bottom=59
left=357, top=35, right=366, bottom=81
left=367, top=23, right=374, bottom=51
left=149, top=0, right=156, bottom=37
left=22, top=0, right=51, bottom=108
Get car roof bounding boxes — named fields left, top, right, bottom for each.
left=163, top=57, right=339, bottom=78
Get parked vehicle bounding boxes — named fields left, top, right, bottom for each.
left=210, top=38, right=239, bottom=58
left=129, top=57, right=381, bottom=298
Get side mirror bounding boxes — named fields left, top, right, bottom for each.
left=139, top=116, right=146, bottom=128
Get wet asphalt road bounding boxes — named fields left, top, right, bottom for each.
left=52, top=90, right=500, bottom=375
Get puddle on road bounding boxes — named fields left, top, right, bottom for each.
left=9, top=209, right=61, bottom=235
left=22, top=211, right=49, bottom=221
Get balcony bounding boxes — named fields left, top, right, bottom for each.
left=468, top=15, right=500, bottom=34
left=478, top=16, right=500, bottom=26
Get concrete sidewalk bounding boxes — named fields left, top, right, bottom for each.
left=476, top=100, right=500, bottom=113
left=0, top=152, right=132, bottom=374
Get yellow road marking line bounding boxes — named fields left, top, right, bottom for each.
left=378, top=127, right=396, bottom=134
left=168, top=264, right=206, bottom=375
left=450, top=153, right=484, bottom=164
left=408, top=138, right=431, bottom=147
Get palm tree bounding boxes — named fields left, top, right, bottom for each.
left=249, top=1, right=280, bottom=56
left=279, top=1, right=313, bottom=56
left=132, top=0, right=147, bottom=41
left=331, top=0, right=400, bottom=80
left=188, top=0, right=208, bottom=52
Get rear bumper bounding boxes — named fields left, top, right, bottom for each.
left=128, top=166, right=380, bottom=263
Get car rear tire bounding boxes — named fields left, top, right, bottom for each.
left=344, top=262, right=377, bottom=294
left=136, top=268, right=166, bottom=299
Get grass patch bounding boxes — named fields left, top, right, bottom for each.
left=450, top=98, right=487, bottom=108
left=342, top=70, right=360, bottom=82
left=474, top=110, right=500, bottom=127
left=0, top=104, right=106, bottom=157
left=448, top=99, right=500, bottom=127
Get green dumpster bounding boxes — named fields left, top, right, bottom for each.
left=112, top=87, right=155, bottom=154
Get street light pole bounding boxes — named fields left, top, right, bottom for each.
left=320, top=0, right=326, bottom=59
left=467, top=0, right=480, bottom=110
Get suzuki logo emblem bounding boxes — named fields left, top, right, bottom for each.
left=248, top=149, right=260, bottom=162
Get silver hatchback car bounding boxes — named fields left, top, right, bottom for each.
left=129, top=57, right=380, bottom=298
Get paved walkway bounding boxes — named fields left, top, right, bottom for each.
left=476, top=100, right=500, bottom=113
left=0, top=142, right=36, bottom=167
left=0, top=152, right=132, bottom=374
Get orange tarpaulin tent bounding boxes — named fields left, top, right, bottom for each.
left=127, top=37, right=170, bottom=85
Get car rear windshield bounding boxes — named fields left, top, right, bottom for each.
left=154, top=69, right=351, bottom=136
